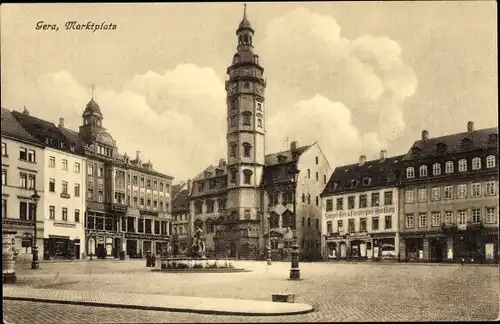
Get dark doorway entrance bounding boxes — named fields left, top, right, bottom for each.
left=126, top=240, right=137, bottom=258
left=430, top=238, right=446, bottom=263
left=229, top=241, right=237, bottom=258
left=75, top=244, right=80, bottom=259
left=114, top=238, right=121, bottom=258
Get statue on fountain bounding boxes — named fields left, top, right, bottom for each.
left=191, top=227, right=206, bottom=259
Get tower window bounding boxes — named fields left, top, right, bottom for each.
left=243, top=170, right=253, bottom=184
left=242, top=112, right=252, bottom=126
left=243, top=82, right=250, bottom=89
left=257, top=102, right=262, bottom=111
left=257, top=119, right=262, bottom=128
left=230, top=116, right=237, bottom=127
left=230, top=142, right=237, bottom=157
left=230, top=98, right=237, bottom=110
left=243, top=143, right=252, bottom=157
left=230, top=168, right=237, bottom=183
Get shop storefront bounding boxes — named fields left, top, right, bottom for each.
left=86, top=229, right=123, bottom=259
left=124, top=233, right=170, bottom=258
left=43, top=236, right=72, bottom=259
left=347, top=232, right=371, bottom=260
left=401, top=235, right=424, bottom=262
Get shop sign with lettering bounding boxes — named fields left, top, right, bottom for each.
left=325, top=206, right=396, bottom=219
left=125, top=233, right=169, bottom=241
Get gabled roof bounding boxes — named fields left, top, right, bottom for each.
left=264, top=145, right=311, bottom=166
left=322, top=154, right=405, bottom=197
left=192, top=160, right=228, bottom=182
left=403, top=127, right=498, bottom=161
left=58, top=126, right=87, bottom=155
left=1, top=108, right=43, bottom=146
left=172, top=188, right=189, bottom=213
left=11, top=110, right=77, bottom=154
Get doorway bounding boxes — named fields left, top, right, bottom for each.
left=114, top=238, right=121, bottom=258
left=75, top=244, right=81, bottom=259
left=430, top=239, right=446, bottom=263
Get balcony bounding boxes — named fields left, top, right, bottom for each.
left=60, top=193, right=71, bottom=199
left=441, top=223, right=458, bottom=233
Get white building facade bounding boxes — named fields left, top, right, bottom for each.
left=321, top=152, right=403, bottom=260
left=43, top=147, right=86, bottom=259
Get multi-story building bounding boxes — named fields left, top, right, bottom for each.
left=262, top=142, right=332, bottom=260
left=188, top=7, right=332, bottom=260
left=399, top=122, right=498, bottom=263
left=190, top=160, right=228, bottom=256
left=72, top=97, right=174, bottom=259
left=11, top=112, right=87, bottom=260
left=1, top=108, right=45, bottom=261
left=171, top=181, right=191, bottom=256
left=321, top=151, right=403, bottom=260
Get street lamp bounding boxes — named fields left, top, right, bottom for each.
left=288, top=166, right=300, bottom=280
left=266, top=214, right=272, bottom=265
left=30, top=190, right=41, bottom=270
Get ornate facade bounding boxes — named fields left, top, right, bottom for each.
left=188, top=7, right=333, bottom=260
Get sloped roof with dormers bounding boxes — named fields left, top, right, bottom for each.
left=403, top=127, right=498, bottom=161
left=321, top=154, right=405, bottom=197
left=11, top=110, right=79, bottom=154
left=1, top=108, right=43, bottom=146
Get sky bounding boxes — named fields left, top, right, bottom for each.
left=1, top=2, right=497, bottom=183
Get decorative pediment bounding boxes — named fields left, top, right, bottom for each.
left=96, top=131, right=115, bottom=147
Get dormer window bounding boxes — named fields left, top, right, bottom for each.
left=489, top=134, right=497, bottom=143
left=419, top=165, right=428, bottom=177
left=205, top=172, right=212, bottom=178
left=461, top=138, right=472, bottom=148
left=387, top=172, right=395, bottom=182
left=333, top=182, right=339, bottom=191
left=436, top=142, right=446, bottom=152
left=277, top=155, right=287, bottom=163
left=411, top=147, right=421, bottom=155
left=406, top=167, right=415, bottom=179
left=362, top=177, right=371, bottom=186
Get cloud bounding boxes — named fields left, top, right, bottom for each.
left=259, top=7, right=418, bottom=154
left=25, top=66, right=227, bottom=181
left=267, top=95, right=386, bottom=167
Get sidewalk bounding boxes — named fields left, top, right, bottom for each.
left=2, top=287, right=314, bottom=316
left=323, top=260, right=499, bottom=267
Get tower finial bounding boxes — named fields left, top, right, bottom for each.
left=91, top=85, right=95, bottom=100
left=243, top=3, right=247, bottom=19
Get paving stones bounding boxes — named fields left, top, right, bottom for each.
left=4, top=260, right=499, bottom=322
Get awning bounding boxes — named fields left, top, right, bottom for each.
left=49, top=235, right=70, bottom=240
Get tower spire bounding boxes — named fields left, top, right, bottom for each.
left=243, top=3, right=247, bottom=20
left=91, top=85, right=95, bottom=100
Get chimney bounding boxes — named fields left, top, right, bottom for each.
left=187, top=179, right=192, bottom=194
left=421, top=130, right=429, bottom=141
left=136, top=151, right=141, bottom=161
left=359, top=155, right=366, bottom=166
left=22, top=106, right=30, bottom=115
left=59, top=117, right=65, bottom=127
left=467, top=121, right=474, bottom=132
left=290, top=141, right=298, bottom=152
left=380, top=149, right=387, bottom=162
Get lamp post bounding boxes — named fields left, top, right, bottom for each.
left=30, top=190, right=41, bottom=270
left=289, top=166, right=300, bottom=280
left=266, top=214, right=272, bottom=265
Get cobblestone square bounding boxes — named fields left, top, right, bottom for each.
left=3, top=260, right=499, bottom=323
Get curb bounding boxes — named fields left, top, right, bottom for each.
left=2, top=296, right=315, bottom=316
left=151, top=268, right=251, bottom=273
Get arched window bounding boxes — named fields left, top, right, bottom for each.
left=472, top=157, right=481, bottom=170
left=217, top=198, right=226, bottom=211
left=445, top=161, right=454, bottom=174
left=419, top=165, right=428, bottom=177
left=432, top=163, right=441, bottom=176
left=243, top=34, right=249, bottom=44
left=458, top=159, right=467, bottom=172
left=206, top=199, right=215, bottom=213
left=406, top=167, right=415, bottom=179
left=243, top=169, right=253, bottom=184
left=243, top=142, right=252, bottom=157
left=486, top=155, right=496, bottom=168
left=229, top=142, right=237, bottom=157
left=302, top=193, right=305, bottom=203
left=257, top=119, right=262, bottom=128
left=242, top=112, right=252, bottom=126
left=461, top=138, right=472, bottom=148
left=230, top=168, right=238, bottom=183
left=194, top=201, right=203, bottom=214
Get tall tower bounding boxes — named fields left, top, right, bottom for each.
left=224, top=4, right=266, bottom=256
left=79, top=87, right=104, bottom=143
